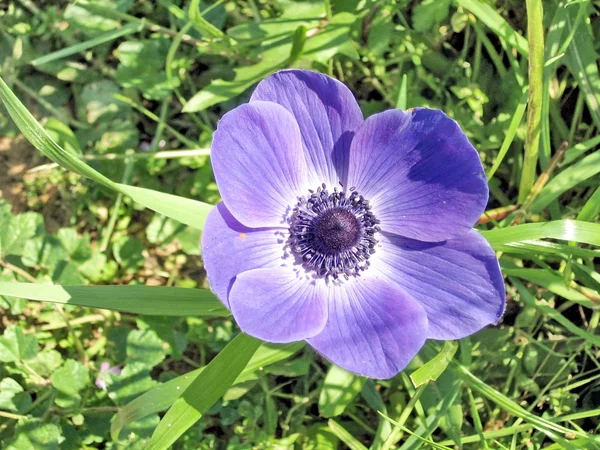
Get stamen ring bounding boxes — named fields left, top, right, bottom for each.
left=288, top=183, right=380, bottom=279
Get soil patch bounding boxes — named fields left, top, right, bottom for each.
left=0, top=136, right=38, bottom=212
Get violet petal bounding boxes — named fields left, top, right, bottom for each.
left=374, top=230, right=505, bottom=340
left=251, top=69, right=363, bottom=188
left=201, top=203, right=288, bottom=308
left=307, top=276, right=428, bottom=379
left=229, top=268, right=328, bottom=343
left=347, top=108, right=488, bottom=242
left=211, top=101, right=309, bottom=228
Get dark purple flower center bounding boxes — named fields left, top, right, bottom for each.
left=289, top=184, right=380, bottom=279
left=314, top=208, right=360, bottom=251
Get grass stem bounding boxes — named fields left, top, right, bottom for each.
left=518, top=0, right=545, bottom=203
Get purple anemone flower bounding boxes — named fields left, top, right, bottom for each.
left=201, top=70, right=505, bottom=379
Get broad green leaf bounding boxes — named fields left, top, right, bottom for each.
left=301, top=13, right=358, bottom=64
left=77, top=79, right=130, bottom=124
left=51, top=360, right=90, bottom=395
left=226, top=0, right=323, bottom=41
left=0, top=325, right=38, bottom=362
left=111, top=363, right=158, bottom=406
left=480, top=220, right=600, bottom=247
left=184, top=12, right=355, bottom=111
left=412, top=0, right=451, bottom=32
left=305, top=424, right=339, bottom=450
left=0, top=378, right=31, bottom=413
left=146, top=215, right=185, bottom=246
left=228, top=16, right=320, bottom=41
left=111, top=341, right=303, bottom=441
left=183, top=41, right=290, bottom=112
left=29, top=349, right=63, bottom=377
left=411, top=341, right=458, bottom=387
left=78, top=253, right=112, bottom=282
left=456, top=0, right=529, bottom=56
left=0, top=282, right=229, bottom=316
left=4, top=420, right=61, bottom=450
left=64, top=1, right=123, bottom=36
left=146, top=333, right=262, bottom=450
left=57, top=228, right=93, bottom=261
left=0, top=211, right=39, bottom=258
left=319, top=365, right=365, bottom=418
left=53, top=261, right=86, bottom=285
left=127, top=329, right=167, bottom=367
left=112, top=236, right=145, bottom=271
left=51, top=360, right=90, bottom=409
left=114, top=38, right=178, bottom=99
left=0, top=76, right=213, bottom=230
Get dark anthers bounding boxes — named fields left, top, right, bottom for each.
left=289, top=183, right=380, bottom=279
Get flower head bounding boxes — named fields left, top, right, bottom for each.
left=202, top=70, right=505, bottom=379
left=95, top=362, right=121, bottom=392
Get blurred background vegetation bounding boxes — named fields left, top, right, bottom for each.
left=0, top=0, right=599, bottom=448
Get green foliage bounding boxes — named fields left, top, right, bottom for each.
left=0, top=0, right=599, bottom=449
left=319, top=365, right=366, bottom=418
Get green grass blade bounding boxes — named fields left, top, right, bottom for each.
left=456, top=0, right=529, bottom=56
left=189, top=0, right=226, bottom=39
left=0, top=76, right=213, bottom=230
left=451, top=361, right=588, bottom=443
left=487, top=88, right=528, bottom=180
left=480, top=220, right=600, bottom=247
left=146, top=333, right=262, bottom=450
left=563, top=135, right=600, bottom=165
left=502, top=268, right=594, bottom=307
left=111, top=342, right=303, bottom=441
left=328, top=419, right=369, bottom=450
left=540, top=1, right=567, bottom=169
left=0, top=282, right=229, bottom=317
left=518, top=0, right=544, bottom=204
left=362, top=381, right=391, bottom=450
left=398, top=381, right=461, bottom=450
left=530, top=150, right=600, bottom=213
left=564, top=3, right=600, bottom=130
left=577, top=185, right=600, bottom=222
left=30, top=23, right=142, bottom=66
left=112, top=94, right=199, bottom=149
left=396, top=74, right=408, bottom=110
left=0, top=76, right=117, bottom=187
left=512, top=278, right=600, bottom=346
left=115, top=184, right=213, bottom=230
left=497, top=240, right=600, bottom=258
